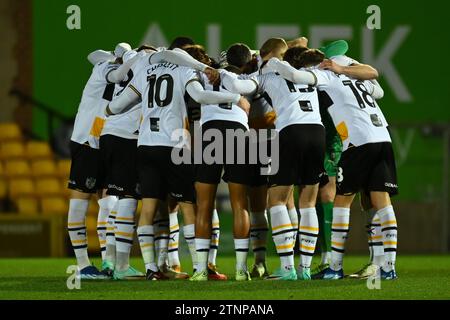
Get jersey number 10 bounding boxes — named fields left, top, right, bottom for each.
left=147, top=74, right=174, bottom=108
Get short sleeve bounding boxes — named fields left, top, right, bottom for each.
left=123, top=50, right=138, bottom=63
left=128, top=68, right=146, bottom=98
left=363, top=80, right=375, bottom=95
left=95, top=61, right=118, bottom=84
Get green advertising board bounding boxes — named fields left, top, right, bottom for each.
left=32, top=0, right=450, bottom=200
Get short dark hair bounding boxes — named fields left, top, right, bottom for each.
left=137, top=44, right=157, bottom=52
left=226, top=43, right=252, bottom=69
left=242, top=57, right=258, bottom=75
left=168, top=36, right=195, bottom=50
left=209, top=57, right=221, bottom=69
left=298, top=49, right=325, bottom=68
left=284, top=46, right=313, bottom=69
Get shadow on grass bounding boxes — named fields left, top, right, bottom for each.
left=0, top=276, right=366, bottom=295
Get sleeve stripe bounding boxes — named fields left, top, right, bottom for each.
left=185, top=78, right=201, bottom=89
left=105, top=67, right=118, bottom=84
left=129, top=84, right=142, bottom=98
left=250, top=78, right=259, bottom=93
left=148, top=53, right=153, bottom=65
left=307, top=70, right=318, bottom=87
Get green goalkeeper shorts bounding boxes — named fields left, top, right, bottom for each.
left=324, top=139, right=343, bottom=177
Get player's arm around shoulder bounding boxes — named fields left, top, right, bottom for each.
left=321, top=56, right=379, bottom=80
left=105, top=86, right=141, bottom=116
left=87, top=49, right=115, bottom=65
left=266, top=57, right=317, bottom=86
left=220, top=69, right=258, bottom=96
left=105, top=69, right=144, bottom=116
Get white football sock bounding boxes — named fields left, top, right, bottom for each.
left=68, top=199, right=90, bottom=269
left=137, top=225, right=157, bottom=272
left=330, top=207, right=350, bottom=271
left=234, top=238, right=250, bottom=272
left=288, top=207, right=299, bottom=247
left=298, top=207, right=319, bottom=270
left=168, top=211, right=180, bottom=267
left=97, top=196, right=117, bottom=261
left=115, top=198, right=137, bottom=272
left=250, top=210, right=268, bottom=264
left=269, top=205, right=294, bottom=271
left=105, top=200, right=119, bottom=265
left=366, top=210, right=385, bottom=266
left=195, top=238, right=210, bottom=273
left=208, top=209, right=220, bottom=266
left=183, top=224, right=198, bottom=271
left=377, top=206, right=398, bottom=272
left=154, top=217, right=169, bottom=268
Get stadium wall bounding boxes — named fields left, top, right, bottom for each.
left=29, top=0, right=450, bottom=201
left=0, top=0, right=18, bottom=122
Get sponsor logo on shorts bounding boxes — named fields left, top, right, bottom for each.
left=384, top=182, right=398, bottom=188
left=108, top=184, right=124, bottom=192
left=170, top=192, right=183, bottom=199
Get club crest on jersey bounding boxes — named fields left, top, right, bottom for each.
left=85, top=177, right=96, bottom=190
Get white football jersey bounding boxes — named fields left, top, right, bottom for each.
left=245, top=63, right=275, bottom=127
left=331, top=55, right=359, bottom=67
left=101, top=104, right=141, bottom=140
left=200, top=71, right=249, bottom=129
left=129, top=62, right=199, bottom=148
left=101, top=54, right=152, bottom=140
left=311, top=68, right=391, bottom=151
left=71, top=61, right=119, bottom=149
left=254, top=72, right=322, bottom=131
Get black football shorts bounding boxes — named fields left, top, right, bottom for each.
left=268, top=124, right=326, bottom=187
left=336, top=142, right=398, bottom=196
left=99, top=134, right=140, bottom=199
left=68, top=141, right=104, bottom=194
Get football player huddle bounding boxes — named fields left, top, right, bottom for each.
left=67, top=35, right=398, bottom=282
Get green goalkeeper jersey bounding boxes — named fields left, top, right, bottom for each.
left=320, top=104, right=343, bottom=177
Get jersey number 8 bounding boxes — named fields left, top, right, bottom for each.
left=342, top=80, right=376, bottom=109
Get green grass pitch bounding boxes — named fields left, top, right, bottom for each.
left=0, top=256, right=449, bottom=300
